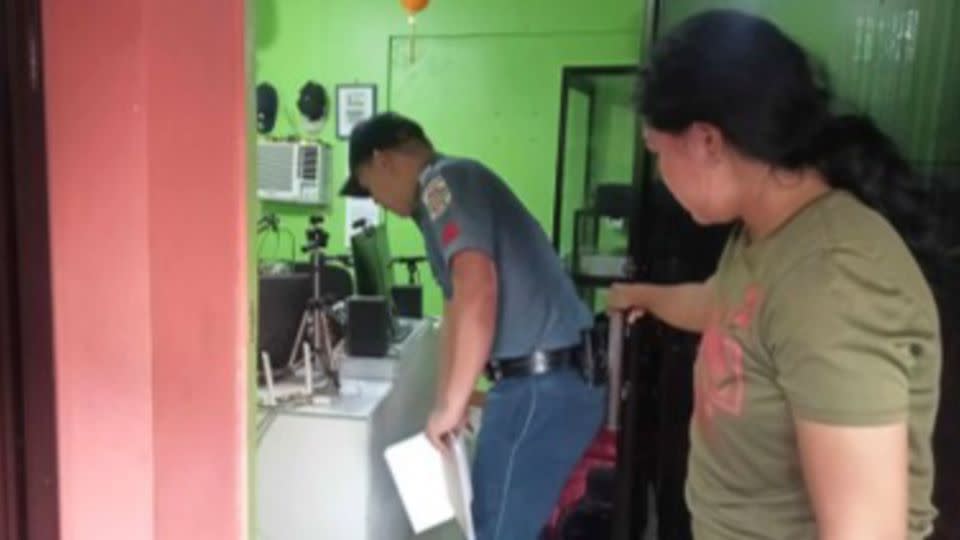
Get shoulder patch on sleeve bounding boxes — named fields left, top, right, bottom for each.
left=422, top=176, right=453, bottom=221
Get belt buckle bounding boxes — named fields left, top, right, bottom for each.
left=529, top=350, right=551, bottom=375
left=485, top=363, right=502, bottom=383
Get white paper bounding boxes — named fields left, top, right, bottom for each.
left=345, top=196, right=381, bottom=247
left=444, top=435, right=475, bottom=540
left=384, top=433, right=475, bottom=539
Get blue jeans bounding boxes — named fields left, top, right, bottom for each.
left=472, top=369, right=605, bottom=540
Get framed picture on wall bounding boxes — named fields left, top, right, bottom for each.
left=336, top=84, right=377, bottom=139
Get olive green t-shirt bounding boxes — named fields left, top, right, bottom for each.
left=687, top=190, right=941, bottom=540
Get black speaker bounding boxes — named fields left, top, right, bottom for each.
left=346, top=296, right=391, bottom=357
left=391, top=285, right=422, bottom=319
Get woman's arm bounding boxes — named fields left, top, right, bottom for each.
left=607, top=279, right=716, bottom=333
left=796, top=419, right=908, bottom=540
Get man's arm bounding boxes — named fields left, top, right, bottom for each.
left=436, top=300, right=453, bottom=401
left=425, top=250, right=497, bottom=449
left=796, top=420, right=908, bottom=540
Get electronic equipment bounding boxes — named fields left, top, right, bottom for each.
left=257, top=141, right=332, bottom=205
left=257, top=215, right=342, bottom=399
left=350, top=223, right=417, bottom=343
left=391, top=286, right=422, bottom=319
left=351, top=223, right=394, bottom=300
left=391, top=255, right=426, bottom=318
left=289, top=217, right=337, bottom=386
left=345, top=297, right=391, bottom=357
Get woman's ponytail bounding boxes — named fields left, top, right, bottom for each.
left=800, top=115, right=937, bottom=259
left=640, top=10, right=946, bottom=273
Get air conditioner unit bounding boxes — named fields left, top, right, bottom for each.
left=257, top=141, right=332, bottom=205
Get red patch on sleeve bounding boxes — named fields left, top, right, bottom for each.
left=441, top=221, right=461, bottom=247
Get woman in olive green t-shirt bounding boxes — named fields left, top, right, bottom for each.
left=609, top=10, right=941, bottom=540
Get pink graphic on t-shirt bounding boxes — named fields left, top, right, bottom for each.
left=731, top=285, right=762, bottom=329
left=693, top=284, right=764, bottom=439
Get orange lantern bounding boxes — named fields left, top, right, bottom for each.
left=400, top=0, right=429, bottom=62
left=401, top=0, right=429, bottom=16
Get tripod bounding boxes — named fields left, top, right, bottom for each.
left=287, top=217, right=339, bottom=396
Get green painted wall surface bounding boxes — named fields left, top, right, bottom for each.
left=388, top=32, right=637, bottom=314
left=255, top=0, right=644, bottom=316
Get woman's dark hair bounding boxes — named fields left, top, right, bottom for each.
left=640, top=10, right=939, bottom=259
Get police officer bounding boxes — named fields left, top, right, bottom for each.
left=341, top=113, right=604, bottom=540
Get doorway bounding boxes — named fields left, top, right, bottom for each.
left=553, top=65, right=640, bottom=314
left=623, top=2, right=960, bottom=539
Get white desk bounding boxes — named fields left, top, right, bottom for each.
left=256, top=319, right=464, bottom=540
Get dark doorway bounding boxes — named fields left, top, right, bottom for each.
left=618, top=2, right=960, bottom=540
left=1, top=0, right=61, bottom=539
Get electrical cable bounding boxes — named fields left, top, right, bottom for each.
left=257, top=229, right=280, bottom=261
left=280, top=227, right=297, bottom=261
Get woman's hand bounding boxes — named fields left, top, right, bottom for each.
left=608, top=283, right=648, bottom=324
left=606, top=280, right=715, bottom=333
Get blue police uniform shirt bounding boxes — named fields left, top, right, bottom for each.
left=412, top=154, right=593, bottom=360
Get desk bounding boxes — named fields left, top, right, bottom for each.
left=256, top=319, right=463, bottom=540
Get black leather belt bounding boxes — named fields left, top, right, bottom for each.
left=486, top=345, right=583, bottom=382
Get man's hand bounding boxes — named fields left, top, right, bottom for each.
left=426, top=403, right=468, bottom=453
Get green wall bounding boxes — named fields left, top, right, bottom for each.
left=255, top=0, right=644, bottom=316
left=657, top=0, right=960, bottom=172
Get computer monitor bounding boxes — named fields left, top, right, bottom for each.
left=350, top=224, right=419, bottom=344
left=351, top=223, right=394, bottom=302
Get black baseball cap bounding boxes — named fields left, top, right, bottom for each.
left=256, top=83, right=278, bottom=134
left=297, top=81, right=329, bottom=122
left=340, top=112, right=429, bottom=198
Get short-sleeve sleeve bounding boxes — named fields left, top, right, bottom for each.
left=420, top=162, right=495, bottom=265
left=764, top=249, right=920, bottom=426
